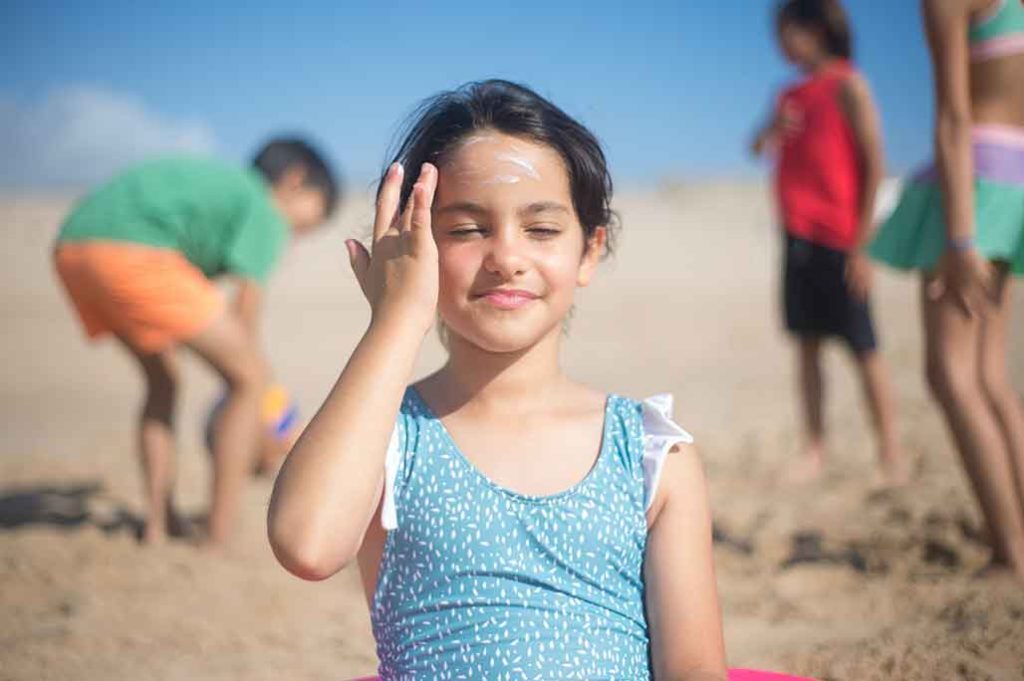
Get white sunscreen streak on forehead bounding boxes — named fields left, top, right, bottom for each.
left=448, top=135, right=544, bottom=186
left=494, top=153, right=540, bottom=180
left=481, top=174, right=521, bottom=186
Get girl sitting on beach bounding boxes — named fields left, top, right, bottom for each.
left=267, top=79, right=728, bottom=679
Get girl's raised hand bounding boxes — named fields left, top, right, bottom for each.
left=346, top=162, right=440, bottom=335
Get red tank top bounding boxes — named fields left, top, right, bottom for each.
left=775, top=61, right=863, bottom=252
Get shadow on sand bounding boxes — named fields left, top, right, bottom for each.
left=0, top=482, right=203, bottom=542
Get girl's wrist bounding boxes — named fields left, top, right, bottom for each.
left=947, top=235, right=974, bottom=253
left=369, top=306, right=434, bottom=342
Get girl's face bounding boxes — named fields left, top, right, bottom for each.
left=431, top=131, right=605, bottom=354
left=777, top=22, right=823, bottom=68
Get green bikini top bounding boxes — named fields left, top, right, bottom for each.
left=970, top=0, right=1024, bottom=61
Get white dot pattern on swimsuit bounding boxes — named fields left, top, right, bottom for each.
left=370, top=389, right=653, bottom=680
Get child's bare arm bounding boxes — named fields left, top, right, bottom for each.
left=838, top=72, right=886, bottom=301
left=838, top=73, right=886, bottom=249
left=750, top=104, right=783, bottom=157
left=267, top=162, right=439, bottom=581
left=645, top=444, right=727, bottom=681
left=923, top=0, right=980, bottom=245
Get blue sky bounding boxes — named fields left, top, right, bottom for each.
left=3, top=1, right=933, bottom=188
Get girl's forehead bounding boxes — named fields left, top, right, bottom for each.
left=432, top=137, right=577, bottom=222
left=433, top=131, right=574, bottom=213
left=441, top=132, right=567, bottom=182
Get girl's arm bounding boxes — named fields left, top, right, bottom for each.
left=837, top=72, right=886, bottom=301
left=924, top=0, right=976, bottom=245
left=267, top=162, right=439, bottom=581
left=922, top=0, right=997, bottom=313
left=645, top=444, right=728, bottom=681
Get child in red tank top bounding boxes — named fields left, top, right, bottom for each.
left=751, top=0, right=906, bottom=486
left=777, top=58, right=863, bottom=252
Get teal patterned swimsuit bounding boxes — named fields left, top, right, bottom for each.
left=370, top=388, right=691, bottom=680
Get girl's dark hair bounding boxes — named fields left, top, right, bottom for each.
left=777, top=0, right=853, bottom=60
left=381, top=79, right=615, bottom=252
left=253, top=137, right=341, bottom=217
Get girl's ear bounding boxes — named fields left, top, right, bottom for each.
left=577, top=226, right=607, bottom=287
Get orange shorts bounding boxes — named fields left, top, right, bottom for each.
left=54, top=241, right=224, bottom=354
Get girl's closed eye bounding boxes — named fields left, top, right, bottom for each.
left=446, top=224, right=561, bottom=239
left=526, top=224, right=562, bottom=239
left=448, top=225, right=487, bottom=238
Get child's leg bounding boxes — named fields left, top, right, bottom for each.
left=851, top=349, right=905, bottom=485
left=123, top=341, right=180, bottom=544
left=795, top=336, right=825, bottom=479
left=922, top=274, right=1024, bottom=574
left=185, top=310, right=265, bottom=546
left=977, top=270, right=1024, bottom=537
left=254, top=429, right=297, bottom=477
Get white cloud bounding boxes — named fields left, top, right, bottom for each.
left=0, top=86, right=217, bottom=187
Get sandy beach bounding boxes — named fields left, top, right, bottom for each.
left=2, top=183, right=1023, bottom=680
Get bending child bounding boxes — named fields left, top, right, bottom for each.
left=55, top=139, right=339, bottom=545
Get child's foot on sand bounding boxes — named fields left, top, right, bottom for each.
left=198, top=531, right=234, bottom=553
left=141, top=522, right=168, bottom=545
left=140, top=507, right=200, bottom=545
left=872, top=454, right=911, bottom=490
left=973, top=559, right=1024, bottom=583
left=781, top=453, right=824, bottom=485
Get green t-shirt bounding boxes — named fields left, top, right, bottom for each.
left=58, top=156, right=289, bottom=284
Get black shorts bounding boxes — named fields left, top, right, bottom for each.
left=783, top=234, right=878, bottom=354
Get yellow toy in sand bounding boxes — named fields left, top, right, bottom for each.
left=205, top=384, right=301, bottom=476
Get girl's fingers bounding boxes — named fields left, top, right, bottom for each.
left=397, top=163, right=429, bottom=234
left=373, top=163, right=404, bottom=243
left=399, top=182, right=417, bottom=233
left=978, top=262, right=997, bottom=299
left=957, top=293, right=972, bottom=318
left=345, top=239, right=372, bottom=298
left=410, top=164, right=438, bottom=235
left=400, top=163, right=438, bottom=234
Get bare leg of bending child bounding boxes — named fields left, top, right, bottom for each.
left=923, top=268, right=1024, bottom=577
left=125, top=344, right=181, bottom=544
left=187, top=311, right=265, bottom=546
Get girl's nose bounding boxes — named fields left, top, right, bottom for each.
left=483, top=229, right=527, bottom=279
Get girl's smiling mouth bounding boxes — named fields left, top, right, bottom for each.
left=473, top=288, right=540, bottom=310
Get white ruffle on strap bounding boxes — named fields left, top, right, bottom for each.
left=381, top=423, right=402, bottom=531
left=641, top=394, right=694, bottom=511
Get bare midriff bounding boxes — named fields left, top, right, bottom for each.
left=971, top=53, right=1024, bottom=126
